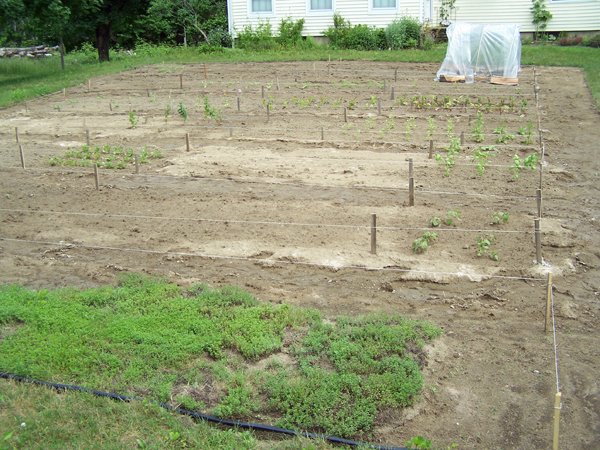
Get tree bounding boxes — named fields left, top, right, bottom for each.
left=531, top=0, right=552, bottom=41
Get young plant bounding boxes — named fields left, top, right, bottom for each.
left=444, top=210, right=461, bottom=226
left=518, top=122, right=534, bottom=145
left=128, top=110, right=139, bottom=129
left=405, top=117, right=416, bottom=139
left=412, top=232, right=438, bottom=254
left=476, top=234, right=499, bottom=261
left=493, top=125, right=514, bottom=144
left=203, top=96, right=222, bottom=121
left=434, top=152, right=455, bottom=177
left=446, top=118, right=455, bottom=139
left=426, top=117, right=436, bottom=140
left=473, top=146, right=495, bottom=176
left=511, top=153, right=539, bottom=179
left=177, top=102, right=188, bottom=121
left=471, top=111, right=485, bottom=143
left=164, top=103, right=172, bottom=121
left=429, top=216, right=442, bottom=227
left=491, top=211, right=510, bottom=225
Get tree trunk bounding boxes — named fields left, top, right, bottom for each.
left=96, top=23, right=110, bottom=62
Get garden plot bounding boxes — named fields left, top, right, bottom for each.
left=1, top=62, right=599, bottom=449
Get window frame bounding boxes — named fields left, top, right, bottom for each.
left=248, top=0, right=275, bottom=16
left=369, top=0, right=399, bottom=14
left=307, top=0, right=334, bottom=14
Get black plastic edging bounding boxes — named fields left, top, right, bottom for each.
left=0, top=372, right=408, bottom=450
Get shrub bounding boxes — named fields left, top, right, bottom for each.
left=385, top=17, right=421, bottom=50
left=278, top=17, right=305, bottom=47
left=583, top=34, right=600, bottom=48
left=324, top=13, right=384, bottom=50
left=557, top=36, right=582, bottom=46
left=236, top=22, right=277, bottom=50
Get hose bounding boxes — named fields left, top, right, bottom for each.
left=0, top=372, right=408, bottom=450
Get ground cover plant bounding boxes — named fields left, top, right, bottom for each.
left=49, top=145, right=162, bottom=169
left=0, top=274, right=441, bottom=439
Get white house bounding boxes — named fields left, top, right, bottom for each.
left=226, top=0, right=600, bottom=38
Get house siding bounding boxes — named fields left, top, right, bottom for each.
left=228, top=0, right=600, bottom=37
left=432, top=0, right=600, bottom=32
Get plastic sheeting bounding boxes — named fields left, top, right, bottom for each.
left=436, top=23, right=521, bottom=81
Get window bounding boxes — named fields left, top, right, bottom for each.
left=310, top=0, right=332, bottom=11
left=252, top=0, right=272, bottom=13
left=373, top=0, right=396, bottom=8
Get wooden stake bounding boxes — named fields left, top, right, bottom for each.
left=203, top=64, right=208, bottom=80
left=343, top=107, right=347, bottom=123
left=377, top=98, right=381, bottom=115
left=109, top=101, right=112, bottom=112
left=237, top=96, right=240, bottom=112
left=15, top=127, right=19, bottom=143
left=428, top=140, right=434, bottom=159
left=321, top=127, right=324, bottom=141
left=261, top=85, right=265, bottom=99
left=535, top=218, right=542, bottom=264
left=19, top=144, right=25, bottom=169
left=460, top=131, right=465, bottom=146
left=185, top=133, right=190, bottom=152
left=134, top=154, right=140, bottom=174
left=537, top=188, right=542, bottom=218
left=266, top=104, right=270, bottom=122
left=383, top=79, right=386, bottom=92
left=86, top=129, right=90, bottom=147
left=390, top=86, right=395, bottom=100
left=147, top=89, right=150, bottom=97
left=394, top=67, right=398, bottom=82
left=229, top=128, right=233, bottom=138
left=179, top=74, right=183, bottom=89
left=408, top=158, right=415, bottom=207
left=553, top=392, right=562, bottom=450
left=539, top=161, right=543, bottom=191
left=63, top=88, right=66, bottom=98
left=87, top=79, right=91, bottom=91
left=545, top=272, right=553, bottom=333
left=93, top=164, right=99, bottom=190
left=370, top=213, right=377, bottom=255
left=276, top=76, right=280, bottom=90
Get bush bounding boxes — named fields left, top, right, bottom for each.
left=325, top=13, right=384, bottom=50
left=385, top=17, right=421, bottom=49
left=236, top=22, right=277, bottom=50
left=557, top=36, right=583, bottom=46
left=207, top=27, right=233, bottom=48
left=278, top=17, right=304, bottom=47
left=583, top=34, right=600, bottom=48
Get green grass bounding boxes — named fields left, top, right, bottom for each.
left=49, top=144, right=163, bottom=169
left=0, top=274, right=441, bottom=442
left=0, top=44, right=598, bottom=109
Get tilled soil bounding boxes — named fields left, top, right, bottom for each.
left=0, top=61, right=598, bottom=449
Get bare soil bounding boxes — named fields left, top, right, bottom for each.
left=1, top=61, right=598, bottom=449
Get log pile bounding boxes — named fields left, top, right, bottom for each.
left=0, top=45, right=59, bottom=58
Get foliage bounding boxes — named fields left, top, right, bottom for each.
left=584, top=34, right=600, bottom=48
left=476, top=235, right=499, bottom=261
left=406, top=436, right=432, bottom=449
left=471, top=111, right=485, bottom=143
left=128, top=110, right=139, bottom=129
left=177, top=102, right=189, bottom=121
left=203, top=96, right=221, bottom=121
left=385, top=17, right=421, bottom=50
left=473, top=146, right=495, bottom=176
left=491, top=211, right=510, bottom=225
left=531, top=0, right=553, bottom=40
left=278, top=17, right=305, bottom=47
left=325, top=13, right=384, bottom=51
left=412, top=232, right=438, bottom=254
left=557, top=36, right=583, bottom=47
left=236, top=22, right=277, bottom=51
left=0, top=275, right=440, bottom=438
left=493, top=125, right=514, bottom=144
left=517, top=122, right=534, bottom=145
left=511, top=153, right=539, bottom=179
left=439, top=0, right=456, bottom=25
left=48, top=145, right=162, bottom=169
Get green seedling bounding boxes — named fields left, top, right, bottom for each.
left=518, top=122, right=534, bottom=145
left=367, top=95, right=378, bottom=107
left=473, top=146, right=496, bottom=176
left=471, top=111, right=485, bottom=143
left=429, top=216, right=442, bottom=227
left=446, top=118, right=455, bottom=138
left=381, top=117, right=396, bottom=134
left=444, top=210, right=461, bottom=226
left=511, top=153, right=539, bottom=179
left=128, top=111, right=138, bottom=129
left=426, top=117, right=436, bottom=140
left=412, top=232, right=438, bottom=254
left=406, top=436, right=432, bottom=450
left=476, top=234, right=499, bottom=261
left=203, top=96, right=222, bottom=121
left=405, top=117, right=416, bottom=139
left=164, top=104, right=172, bottom=121
left=493, top=125, right=514, bottom=144
left=434, top=152, right=455, bottom=177
left=177, top=102, right=188, bottom=121
left=491, top=211, right=510, bottom=225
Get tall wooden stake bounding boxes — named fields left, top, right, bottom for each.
left=390, top=86, right=395, bottom=100
left=377, top=98, right=381, bottom=115
left=19, top=144, right=25, bottom=169
left=237, top=96, right=240, bottom=112
left=370, top=213, right=377, bottom=254
left=394, top=67, right=398, bottom=82
left=321, top=127, right=324, bottom=141
left=179, top=74, right=183, bottom=89
left=134, top=154, right=140, bottom=174
left=15, top=127, right=19, bottom=143
left=537, top=188, right=542, bottom=218
left=93, top=164, right=99, bottom=190
left=203, top=64, right=208, bottom=80
left=460, top=131, right=465, bottom=146
left=408, top=158, right=415, bottom=206
left=87, top=79, right=91, bottom=91
left=261, top=85, right=265, bottom=99
left=553, top=392, right=562, bottom=450
left=266, top=104, right=270, bottom=122
left=343, top=107, right=347, bottom=123
left=86, top=129, right=90, bottom=147
left=545, top=272, right=553, bottom=333
left=428, top=140, right=434, bottom=159
left=185, top=133, right=190, bottom=152
left=535, top=218, right=542, bottom=264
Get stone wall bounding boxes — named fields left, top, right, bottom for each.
left=0, top=45, right=59, bottom=58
